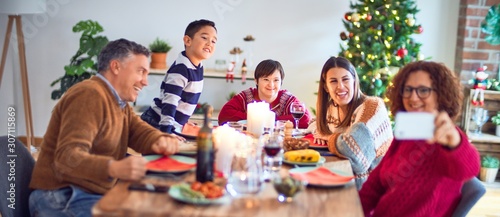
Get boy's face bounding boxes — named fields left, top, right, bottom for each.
left=184, top=25, right=217, bottom=66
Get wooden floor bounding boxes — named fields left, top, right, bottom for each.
left=468, top=181, right=500, bottom=217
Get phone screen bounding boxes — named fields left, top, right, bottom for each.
left=394, top=112, right=435, bottom=140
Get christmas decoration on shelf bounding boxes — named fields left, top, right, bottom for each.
left=471, top=66, right=489, bottom=106
left=338, top=0, right=423, bottom=97
left=241, top=59, right=247, bottom=85
left=226, top=60, right=235, bottom=83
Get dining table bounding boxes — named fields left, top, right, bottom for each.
left=91, top=154, right=364, bottom=217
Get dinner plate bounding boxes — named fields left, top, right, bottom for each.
left=145, top=155, right=196, bottom=173
left=282, top=156, right=326, bottom=167
left=288, top=167, right=354, bottom=187
left=168, top=184, right=231, bottom=205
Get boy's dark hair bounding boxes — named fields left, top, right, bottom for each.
left=98, top=38, right=150, bottom=73
left=184, top=19, right=217, bottom=38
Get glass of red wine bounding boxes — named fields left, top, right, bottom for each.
left=290, top=102, right=305, bottom=134
left=263, top=129, right=283, bottom=180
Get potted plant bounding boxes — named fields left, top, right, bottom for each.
left=149, top=37, right=172, bottom=69
left=492, top=112, right=500, bottom=136
left=480, top=155, right=499, bottom=183
left=50, top=20, right=108, bottom=100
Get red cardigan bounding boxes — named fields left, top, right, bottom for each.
left=359, top=128, right=480, bottom=217
left=218, top=88, right=311, bottom=128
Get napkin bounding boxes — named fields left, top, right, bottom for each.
left=146, top=156, right=195, bottom=172
left=303, top=134, right=328, bottom=147
left=181, top=124, right=200, bottom=137
left=290, top=167, right=354, bottom=185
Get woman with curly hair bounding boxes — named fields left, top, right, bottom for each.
left=359, top=61, right=480, bottom=216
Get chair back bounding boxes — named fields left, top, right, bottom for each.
left=452, top=177, right=486, bottom=217
left=0, top=136, right=35, bottom=217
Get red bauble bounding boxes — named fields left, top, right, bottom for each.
left=415, top=25, right=424, bottom=34
left=340, top=32, right=348, bottom=41
left=344, top=12, right=352, bottom=21
left=349, top=32, right=354, bottom=38
left=397, top=48, right=408, bottom=58
left=366, top=14, right=372, bottom=21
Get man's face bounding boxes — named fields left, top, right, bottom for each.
left=113, top=54, right=149, bottom=102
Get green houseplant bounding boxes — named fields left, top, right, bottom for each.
left=149, top=37, right=172, bottom=69
left=50, top=20, right=108, bottom=100
left=492, top=112, right=500, bottom=136
left=480, top=155, right=499, bottom=183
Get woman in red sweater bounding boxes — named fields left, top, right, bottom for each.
left=218, top=59, right=311, bottom=128
left=359, top=61, right=480, bottom=216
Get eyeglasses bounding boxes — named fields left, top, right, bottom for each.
left=401, top=86, right=434, bottom=99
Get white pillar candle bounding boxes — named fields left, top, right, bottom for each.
left=247, top=101, right=269, bottom=137
left=264, top=110, right=276, bottom=131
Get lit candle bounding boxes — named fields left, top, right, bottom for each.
left=247, top=101, right=269, bottom=137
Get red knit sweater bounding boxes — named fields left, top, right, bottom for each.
left=359, top=128, right=480, bottom=217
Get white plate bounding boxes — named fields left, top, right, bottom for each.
left=282, top=156, right=326, bottom=166
left=288, top=167, right=354, bottom=187
left=145, top=155, right=196, bottom=173
left=168, top=184, right=231, bottom=205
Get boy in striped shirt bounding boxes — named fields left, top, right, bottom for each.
left=141, top=19, right=217, bottom=133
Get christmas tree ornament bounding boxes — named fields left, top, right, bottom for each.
left=349, top=32, right=354, bottom=38
left=351, top=13, right=361, bottom=22
left=415, top=25, right=424, bottom=34
left=394, top=24, right=401, bottom=31
left=344, top=12, right=352, bottom=21
left=340, top=32, right=348, bottom=40
left=374, top=78, right=383, bottom=87
left=406, top=16, right=415, bottom=26
left=417, top=53, right=425, bottom=60
left=366, top=13, right=372, bottom=21
left=397, top=47, right=408, bottom=58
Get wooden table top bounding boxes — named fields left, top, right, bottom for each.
left=92, top=156, right=363, bottom=217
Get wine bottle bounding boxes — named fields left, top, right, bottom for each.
left=196, top=104, right=215, bottom=183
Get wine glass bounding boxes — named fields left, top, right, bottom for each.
left=472, top=108, right=489, bottom=135
left=289, top=102, right=305, bottom=134
left=263, top=129, right=283, bottom=180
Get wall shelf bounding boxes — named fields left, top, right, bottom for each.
left=149, top=68, right=254, bottom=80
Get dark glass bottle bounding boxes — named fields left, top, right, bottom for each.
left=196, top=104, right=215, bottom=183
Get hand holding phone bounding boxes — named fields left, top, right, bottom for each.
left=394, top=112, right=435, bottom=140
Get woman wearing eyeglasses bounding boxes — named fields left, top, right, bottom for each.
left=359, top=61, right=480, bottom=216
left=308, top=56, right=393, bottom=189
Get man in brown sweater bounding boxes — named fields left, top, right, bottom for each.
left=29, top=38, right=179, bottom=217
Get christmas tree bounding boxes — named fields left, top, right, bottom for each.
left=338, top=0, right=424, bottom=98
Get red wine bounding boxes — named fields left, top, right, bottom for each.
left=291, top=111, right=304, bottom=119
left=264, top=146, right=281, bottom=157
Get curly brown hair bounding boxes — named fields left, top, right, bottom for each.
left=387, top=61, right=463, bottom=121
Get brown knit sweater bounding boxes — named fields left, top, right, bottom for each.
left=30, top=77, right=167, bottom=194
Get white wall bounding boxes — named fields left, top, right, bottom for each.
left=0, top=0, right=459, bottom=137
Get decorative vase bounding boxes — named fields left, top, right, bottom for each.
left=479, top=167, right=499, bottom=183
left=150, top=52, right=167, bottom=69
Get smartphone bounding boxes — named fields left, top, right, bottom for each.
left=393, top=112, right=435, bottom=140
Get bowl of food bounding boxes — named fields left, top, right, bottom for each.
left=272, top=176, right=307, bottom=203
